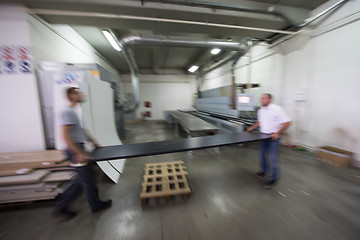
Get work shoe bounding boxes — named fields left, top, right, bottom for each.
left=92, top=199, right=112, bottom=213
left=52, top=208, right=77, bottom=219
left=255, top=172, right=266, bottom=179
left=264, top=180, right=277, bottom=189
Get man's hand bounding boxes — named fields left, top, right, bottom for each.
left=75, top=153, right=91, bottom=163
left=93, top=142, right=101, bottom=149
left=246, top=121, right=259, bottom=132
left=271, top=132, right=280, bottom=140
left=271, top=121, right=291, bottom=140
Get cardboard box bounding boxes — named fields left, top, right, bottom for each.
left=317, top=146, right=353, bottom=168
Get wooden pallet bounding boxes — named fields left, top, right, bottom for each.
left=144, top=161, right=188, bottom=176
left=140, top=161, right=191, bottom=205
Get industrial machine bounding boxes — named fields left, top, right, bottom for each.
left=188, top=84, right=259, bottom=134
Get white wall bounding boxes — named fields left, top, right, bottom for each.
left=29, top=15, right=120, bottom=79
left=201, top=0, right=360, bottom=164
left=123, top=74, right=196, bottom=120
left=0, top=4, right=45, bottom=153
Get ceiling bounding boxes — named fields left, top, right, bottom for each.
left=6, top=0, right=330, bottom=74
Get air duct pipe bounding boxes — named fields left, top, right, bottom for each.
left=120, top=35, right=248, bottom=52
left=200, top=51, right=245, bottom=75
left=196, top=50, right=248, bottom=93
left=119, top=43, right=140, bottom=113
left=231, top=55, right=241, bottom=109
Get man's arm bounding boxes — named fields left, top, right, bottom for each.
left=63, top=125, right=90, bottom=163
left=246, top=121, right=260, bottom=132
left=271, top=121, right=291, bottom=140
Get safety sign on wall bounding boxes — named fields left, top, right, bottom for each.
left=0, top=46, right=33, bottom=75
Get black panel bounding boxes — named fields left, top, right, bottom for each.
left=90, top=132, right=270, bottom=161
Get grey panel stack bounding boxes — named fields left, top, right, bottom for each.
left=192, top=111, right=244, bottom=134
left=200, top=85, right=233, bottom=98
left=195, top=96, right=239, bottom=118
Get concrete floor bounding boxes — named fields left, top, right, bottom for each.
left=1, top=121, right=359, bottom=240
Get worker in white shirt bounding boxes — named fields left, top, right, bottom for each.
left=247, top=93, right=291, bottom=188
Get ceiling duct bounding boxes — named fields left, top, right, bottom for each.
left=120, top=35, right=248, bottom=52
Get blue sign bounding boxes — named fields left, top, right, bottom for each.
left=55, top=72, right=82, bottom=85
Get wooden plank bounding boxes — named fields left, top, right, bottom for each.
left=0, top=190, right=59, bottom=204
left=42, top=171, right=76, bottom=182
left=0, top=150, right=66, bottom=164
left=0, top=161, right=70, bottom=171
left=0, top=168, right=33, bottom=177
left=0, top=170, right=50, bottom=186
left=140, top=179, right=191, bottom=198
left=143, top=174, right=188, bottom=185
left=144, top=161, right=187, bottom=176
left=0, top=183, right=46, bottom=193
left=46, top=167, right=74, bottom=172
left=144, top=167, right=188, bottom=177
left=145, top=160, right=185, bottom=168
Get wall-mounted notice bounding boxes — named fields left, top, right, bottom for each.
left=0, top=45, right=33, bottom=75
left=17, top=46, right=33, bottom=74
left=1, top=46, right=16, bottom=74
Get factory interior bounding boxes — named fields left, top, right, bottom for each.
left=0, top=0, right=359, bottom=239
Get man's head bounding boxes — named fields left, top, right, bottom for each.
left=261, top=93, right=272, bottom=107
left=66, top=87, right=85, bottom=104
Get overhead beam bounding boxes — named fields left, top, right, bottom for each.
left=142, top=0, right=294, bottom=25
left=29, top=9, right=298, bottom=35
left=22, top=0, right=309, bottom=25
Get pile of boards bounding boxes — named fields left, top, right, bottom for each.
left=0, top=150, right=75, bottom=204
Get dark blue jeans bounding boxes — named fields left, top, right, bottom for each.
left=55, top=145, right=103, bottom=212
left=259, top=138, right=281, bottom=181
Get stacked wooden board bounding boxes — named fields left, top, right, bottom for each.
left=140, top=161, right=191, bottom=206
left=0, top=150, right=75, bottom=204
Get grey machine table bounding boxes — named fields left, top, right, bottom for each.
left=167, top=111, right=219, bottom=137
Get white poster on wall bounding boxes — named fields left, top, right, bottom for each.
left=16, top=46, right=33, bottom=74
left=1, top=46, right=17, bottom=74
left=0, top=45, right=33, bottom=75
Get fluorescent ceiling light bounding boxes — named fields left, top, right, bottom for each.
left=188, top=65, right=199, bottom=73
left=102, top=30, right=121, bottom=51
left=211, top=48, right=221, bottom=55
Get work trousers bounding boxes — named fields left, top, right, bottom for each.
left=259, top=138, right=281, bottom=181
left=55, top=145, right=102, bottom=212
